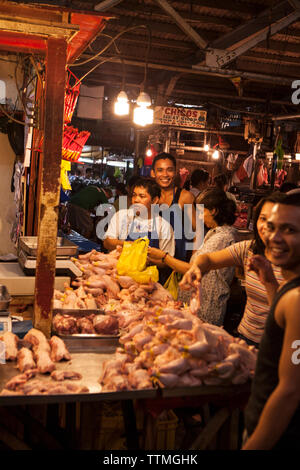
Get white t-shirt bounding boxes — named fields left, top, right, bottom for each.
left=104, top=209, right=175, bottom=256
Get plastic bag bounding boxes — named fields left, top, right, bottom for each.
left=129, top=265, right=159, bottom=284
left=117, top=237, right=159, bottom=283
left=164, top=271, right=181, bottom=300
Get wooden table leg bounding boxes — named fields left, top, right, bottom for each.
left=65, top=402, right=77, bottom=449
left=121, top=400, right=139, bottom=450
left=189, top=407, right=230, bottom=450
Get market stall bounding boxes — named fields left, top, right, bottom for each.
left=2, top=0, right=299, bottom=453
left=0, top=246, right=255, bottom=450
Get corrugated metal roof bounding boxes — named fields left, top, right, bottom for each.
left=9, top=0, right=299, bottom=153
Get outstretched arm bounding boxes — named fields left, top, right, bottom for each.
left=147, top=247, right=190, bottom=273
left=180, top=247, right=237, bottom=288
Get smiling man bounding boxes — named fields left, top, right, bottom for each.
left=243, top=193, right=300, bottom=450
left=150, top=152, right=196, bottom=264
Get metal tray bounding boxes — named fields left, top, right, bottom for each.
left=53, top=308, right=106, bottom=317
left=54, top=334, right=120, bottom=353
left=0, top=285, right=12, bottom=311
left=19, top=236, right=78, bottom=257
left=0, top=352, right=157, bottom=405
left=52, top=310, right=120, bottom=343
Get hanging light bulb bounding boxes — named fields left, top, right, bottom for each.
left=133, top=91, right=153, bottom=126
left=204, top=144, right=210, bottom=152
left=146, top=147, right=152, bottom=157
left=114, top=90, right=129, bottom=116
left=212, top=149, right=220, bottom=159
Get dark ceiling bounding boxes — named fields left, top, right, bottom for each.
left=10, top=0, right=300, bottom=153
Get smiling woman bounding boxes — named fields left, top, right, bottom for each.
left=179, top=192, right=288, bottom=346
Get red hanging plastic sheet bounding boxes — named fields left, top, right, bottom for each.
left=62, top=125, right=90, bottom=162
left=64, top=69, right=81, bottom=124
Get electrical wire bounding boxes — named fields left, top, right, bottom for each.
left=15, top=55, right=31, bottom=118
left=89, top=32, right=122, bottom=56
left=71, top=57, right=113, bottom=88
left=70, top=24, right=152, bottom=93
left=0, top=102, right=25, bottom=125
left=69, top=25, right=149, bottom=68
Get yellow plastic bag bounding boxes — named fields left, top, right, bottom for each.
left=129, top=265, right=159, bottom=284
left=117, top=237, right=159, bottom=283
left=164, top=271, right=180, bottom=300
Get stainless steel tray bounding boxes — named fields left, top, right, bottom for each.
left=52, top=310, right=120, bottom=346
left=0, top=352, right=157, bottom=404
left=56, top=334, right=120, bottom=353
left=53, top=309, right=106, bottom=317
left=0, top=285, right=12, bottom=310
left=19, top=236, right=78, bottom=257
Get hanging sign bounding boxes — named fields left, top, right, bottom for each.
left=154, top=106, right=207, bottom=128
left=221, top=112, right=242, bottom=129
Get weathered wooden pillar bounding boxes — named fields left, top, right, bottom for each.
left=34, top=37, right=67, bottom=337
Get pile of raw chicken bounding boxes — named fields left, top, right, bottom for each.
left=52, top=248, right=258, bottom=392
left=0, top=329, right=87, bottom=396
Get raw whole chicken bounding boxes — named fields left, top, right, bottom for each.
left=17, top=347, right=36, bottom=372
left=77, top=316, right=94, bottom=334
left=40, top=248, right=259, bottom=392
left=0, top=331, right=19, bottom=360
left=52, top=314, right=77, bottom=335
left=93, top=314, right=119, bottom=335
left=24, top=328, right=50, bottom=353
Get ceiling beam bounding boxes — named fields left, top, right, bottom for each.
left=78, top=53, right=296, bottom=85
left=94, top=0, right=124, bottom=11
left=210, top=0, right=293, bottom=50
left=208, top=10, right=300, bottom=67
left=106, top=1, right=239, bottom=28
left=106, top=15, right=195, bottom=37
left=287, top=0, right=300, bottom=8
left=84, top=75, right=295, bottom=106
left=236, top=57, right=300, bottom=77
left=97, top=29, right=195, bottom=50
left=154, top=0, right=208, bottom=49
left=174, top=0, right=262, bottom=17
left=254, top=39, right=300, bottom=55
left=243, top=51, right=300, bottom=66
left=199, top=0, right=300, bottom=68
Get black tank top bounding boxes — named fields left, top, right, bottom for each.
left=245, top=275, right=300, bottom=447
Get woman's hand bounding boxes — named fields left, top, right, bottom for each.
left=248, top=255, right=277, bottom=285
left=179, top=264, right=202, bottom=289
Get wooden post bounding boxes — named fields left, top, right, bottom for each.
left=249, top=142, right=258, bottom=190
left=34, top=37, right=67, bottom=337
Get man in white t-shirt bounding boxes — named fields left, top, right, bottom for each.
left=103, top=178, right=175, bottom=267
